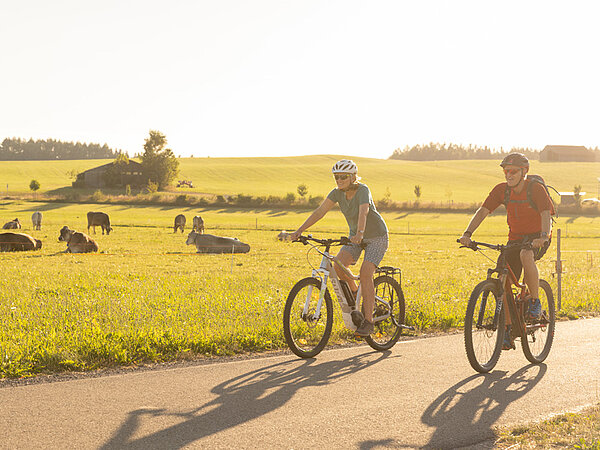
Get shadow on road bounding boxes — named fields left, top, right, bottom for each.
left=420, top=364, right=547, bottom=449
left=101, top=350, right=392, bottom=449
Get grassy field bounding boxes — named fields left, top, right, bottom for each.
left=4, top=156, right=600, bottom=205
left=1, top=200, right=599, bottom=378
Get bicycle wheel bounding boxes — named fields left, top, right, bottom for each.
left=283, top=277, right=333, bottom=358
left=464, top=279, right=505, bottom=373
left=521, top=279, right=555, bottom=364
left=364, top=275, right=405, bottom=351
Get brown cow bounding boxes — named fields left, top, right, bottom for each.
left=192, top=215, right=204, bottom=233
left=174, top=214, right=186, bottom=233
left=2, top=218, right=21, bottom=229
left=87, top=212, right=112, bottom=235
left=186, top=231, right=250, bottom=254
left=0, top=232, right=42, bottom=252
left=58, top=226, right=99, bottom=253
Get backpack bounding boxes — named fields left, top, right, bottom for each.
left=504, top=175, right=559, bottom=219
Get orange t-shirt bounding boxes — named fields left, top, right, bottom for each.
left=482, top=180, right=554, bottom=240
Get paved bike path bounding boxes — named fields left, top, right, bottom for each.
left=1, top=318, right=599, bottom=449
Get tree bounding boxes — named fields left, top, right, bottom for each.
left=414, top=185, right=422, bottom=203
left=29, top=179, right=41, bottom=194
left=297, top=184, right=308, bottom=198
left=140, top=130, right=179, bottom=190
left=574, top=184, right=583, bottom=209
left=103, top=152, right=131, bottom=187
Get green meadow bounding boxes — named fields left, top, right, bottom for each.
left=1, top=198, right=599, bottom=378
left=4, top=156, right=600, bottom=204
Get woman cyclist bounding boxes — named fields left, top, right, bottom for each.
left=290, top=159, right=389, bottom=336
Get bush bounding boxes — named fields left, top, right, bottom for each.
left=175, top=194, right=188, bottom=206
left=235, top=194, right=253, bottom=206
left=285, top=192, right=296, bottom=204
left=91, top=190, right=105, bottom=202
left=308, top=195, right=324, bottom=207
left=146, top=181, right=159, bottom=194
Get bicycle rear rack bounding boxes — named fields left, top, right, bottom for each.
left=376, top=266, right=402, bottom=286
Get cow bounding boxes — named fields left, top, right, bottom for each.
left=87, top=212, right=113, bottom=235
left=58, top=226, right=99, bottom=253
left=192, top=215, right=204, bottom=233
left=31, top=212, right=42, bottom=230
left=277, top=230, right=291, bottom=241
left=0, top=232, right=42, bottom=252
left=174, top=214, right=186, bottom=233
left=185, top=231, right=250, bottom=254
left=2, top=218, right=21, bottom=229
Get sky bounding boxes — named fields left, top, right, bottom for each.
left=1, top=1, right=600, bottom=159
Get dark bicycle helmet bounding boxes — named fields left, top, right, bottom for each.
left=500, top=152, right=529, bottom=168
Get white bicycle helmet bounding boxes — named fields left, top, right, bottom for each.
left=332, top=159, right=358, bottom=174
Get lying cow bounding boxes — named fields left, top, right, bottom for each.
left=0, top=232, right=42, bottom=252
left=192, top=215, right=204, bottom=233
left=2, top=218, right=21, bottom=229
left=31, top=211, right=42, bottom=230
left=277, top=230, right=291, bottom=241
left=186, top=231, right=250, bottom=254
left=87, top=211, right=113, bottom=235
left=58, top=226, right=99, bottom=253
left=174, top=214, right=186, bottom=233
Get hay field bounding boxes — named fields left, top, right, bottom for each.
left=3, top=156, right=600, bottom=204
left=1, top=200, right=599, bottom=377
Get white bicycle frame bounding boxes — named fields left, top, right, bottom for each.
left=304, top=245, right=392, bottom=331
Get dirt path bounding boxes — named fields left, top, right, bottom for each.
left=2, top=318, right=599, bottom=449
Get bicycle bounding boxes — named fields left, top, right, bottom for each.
left=458, top=239, right=556, bottom=373
left=283, top=235, right=413, bottom=358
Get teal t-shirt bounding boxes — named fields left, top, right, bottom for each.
left=327, top=183, right=388, bottom=239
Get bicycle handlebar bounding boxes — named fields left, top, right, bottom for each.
left=294, top=235, right=365, bottom=248
left=456, top=239, right=532, bottom=252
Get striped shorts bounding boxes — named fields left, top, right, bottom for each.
left=341, top=234, right=389, bottom=267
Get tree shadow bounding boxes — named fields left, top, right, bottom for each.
left=16, top=202, right=71, bottom=212
left=101, top=351, right=391, bottom=449
left=420, top=364, right=547, bottom=449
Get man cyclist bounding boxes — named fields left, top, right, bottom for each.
left=290, top=159, right=389, bottom=337
left=458, top=152, right=554, bottom=349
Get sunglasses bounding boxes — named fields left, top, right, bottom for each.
left=503, top=168, right=521, bottom=176
left=334, top=174, right=350, bottom=181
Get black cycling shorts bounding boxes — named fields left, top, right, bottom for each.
left=505, top=232, right=551, bottom=280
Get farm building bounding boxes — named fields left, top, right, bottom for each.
left=558, top=191, right=587, bottom=205
left=540, top=145, right=596, bottom=162
left=74, top=160, right=144, bottom=188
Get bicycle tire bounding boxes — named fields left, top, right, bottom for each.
left=283, top=277, right=333, bottom=358
left=521, top=279, right=555, bottom=364
left=464, top=279, right=505, bottom=373
left=364, top=275, right=405, bottom=351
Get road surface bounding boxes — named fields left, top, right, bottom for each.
left=1, top=318, right=599, bottom=449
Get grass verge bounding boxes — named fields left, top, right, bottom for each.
left=495, top=404, right=600, bottom=448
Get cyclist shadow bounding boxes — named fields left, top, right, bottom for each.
left=101, top=350, right=392, bottom=450
left=421, top=364, right=547, bottom=449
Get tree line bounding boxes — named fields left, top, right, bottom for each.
left=0, top=138, right=120, bottom=160
left=388, top=143, right=540, bottom=161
